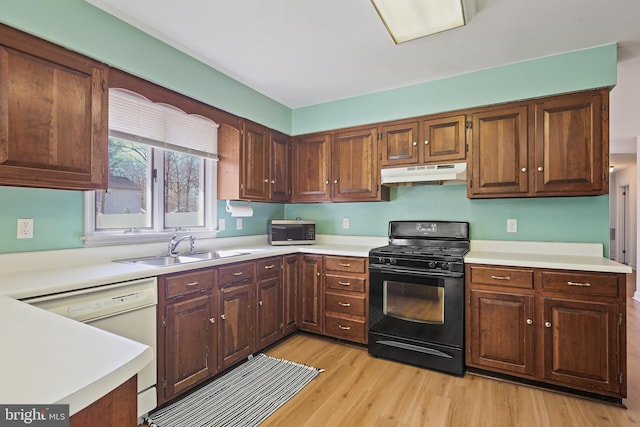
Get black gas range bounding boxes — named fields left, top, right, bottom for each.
left=368, top=220, right=469, bottom=376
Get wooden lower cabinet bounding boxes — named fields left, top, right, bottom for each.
left=158, top=269, right=216, bottom=405
left=298, top=254, right=324, bottom=333
left=70, top=375, right=137, bottom=427
left=218, top=281, right=255, bottom=371
left=256, top=257, right=284, bottom=349
left=466, top=264, right=626, bottom=399
left=283, top=254, right=299, bottom=335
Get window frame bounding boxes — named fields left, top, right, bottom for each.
left=83, top=69, right=234, bottom=246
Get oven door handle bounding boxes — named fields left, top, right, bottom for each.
left=369, top=265, right=462, bottom=278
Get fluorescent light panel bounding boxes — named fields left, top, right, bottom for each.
left=372, top=0, right=468, bottom=44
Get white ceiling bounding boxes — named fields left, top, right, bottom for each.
left=88, top=0, right=640, bottom=154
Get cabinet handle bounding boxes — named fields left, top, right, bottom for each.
left=334, top=179, right=339, bottom=184
left=545, top=321, right=551, bottom=328
left=338, top=325, right=351, bottom=330
left=259, top=300, right=264, bottom=306
left=412, top=141, right=417, bottom=146
left=339, top=263, right=351, bottom=267
left=185, top=281, right=200, bottom=287
left=317, top=272, right=321, bottom=277
left=264, top=265, right=275, bottom=269
left=233, top=272, right=244, bottom=276
left=521, top=167, right=527, bottom=173
left=526, top=319, right=533, bottom=325
left=490, top=275, right=511, bottom=280
left=567, top=281, right=591, bottom=287
left=338, top=281, right=351, bottom=286
left=425, top=140, right=429, bottom=145
left=325, top=180, right=329, bottom=185
left=209, top=317, right=215, bottom=324
left=338, top=302, right=351, bottom=307
left=537, top=166, right=544, bottom=172
left=221, top=314, right=227, bottom=320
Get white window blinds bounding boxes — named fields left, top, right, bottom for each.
left=109, top=88, right=219, bottom=160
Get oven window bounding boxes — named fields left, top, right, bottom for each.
left=383, top=280, right=444, bottom=324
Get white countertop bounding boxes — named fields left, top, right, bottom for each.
left=465, top=240, right=632, bottom=273
left=0, top=294, right=152, bottom=416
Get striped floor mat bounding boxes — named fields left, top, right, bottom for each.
left=147, top=354, right=323, bottom=427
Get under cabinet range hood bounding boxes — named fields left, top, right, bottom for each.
left=381, top=162, right=467, bottom=186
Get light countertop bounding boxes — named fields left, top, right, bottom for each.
left=0, top=294, right=152, bottom=416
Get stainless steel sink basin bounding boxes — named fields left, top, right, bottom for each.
left=116, top=250, right=250, bottom=267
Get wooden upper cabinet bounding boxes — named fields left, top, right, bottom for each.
left=332, top=126, right=379, bottom=201
left=379, top=121, right=420, bottom=166
left=292, top=133, right=332, bottom=202
left=218, top=120, right=291, bottom=202
left=0, top=24, right=108, bottom=190
left=468, top=106, right=529, bottom=197
left=269, top=130, right=291, bottom=202
left=533, top=91, right=606, bottom=195
left=241, top=121, right=270, bottom=200
left=421, top=114, right=467, bottom=163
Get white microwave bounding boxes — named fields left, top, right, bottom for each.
left=268, top=220, right=316, bottom=245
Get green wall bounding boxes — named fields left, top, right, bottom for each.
left=0, top=1, right=615, bottom=256
left=285, top=186, right=610, bottom=254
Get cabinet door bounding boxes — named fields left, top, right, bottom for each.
left=533, top=92, right=606, bottom=195
left=542, top=298, right=621, bottom=394
left=164, top=294, right=216, bottom=400
left=256, top=274, right=283, bottom=349
left=241, top=121, right=269, bottom=200
left=292, top=133, right=331, bottom=202
left=468, top=290, right=535, bottom=376
left=283, top=254, right=299, bottom=335
left=269, top=131, right=291, bottom=201
left=332, top=127, right=379, bottom=201
left=469, top=106, right=528, bottom=197
left=298, top=254, right=323, bottom=333
left=421, top=115, right=467, bottom=163
left=0, top=24, right=108, bottom=190
left=218, top=284, right=254, bottom=370
left=379, top=121, right=420, bottom=166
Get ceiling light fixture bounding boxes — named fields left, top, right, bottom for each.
left=372, top=0, right=475, bottom=44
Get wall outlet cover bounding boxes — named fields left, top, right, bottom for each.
left=507, top=218, right=518, bottom=233
left=236, top=218, right=243, bottom=230
left=17, top=218, right=34, bottom=239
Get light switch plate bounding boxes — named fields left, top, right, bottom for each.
left=218, top=218, right=225, bottom=231
left=342, top=218, right=350, bottom=229
left=236, top=218, right=243, bottom=230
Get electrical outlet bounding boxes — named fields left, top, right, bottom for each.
left=17, top=218, right=34, bottom=239
left=236, top=218, right=243, bottom=230
left=342, top=218, right=350, bottom=229
left=507, top=218, right=518, bottom=233
left=218, top=218, right=225, bottom=231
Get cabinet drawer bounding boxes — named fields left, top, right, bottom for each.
left=324, top=315, right=366, bottom=343
left=325, top=274, right=366, bottom=293
left=218, top=262, right=255, bottom=286
left=325, top=256, right=366, bottom=274
left=256, top=257, right=282, bottom=278
left=165, top=269, right=214, bottom=299
left=325, top=292, right=366, bottom=317
left=541, top=271, right=619, bottom=297
left=469, top=266, right=534, bottom=289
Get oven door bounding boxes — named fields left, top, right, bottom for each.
left=369, top=266, right=463, bottom=348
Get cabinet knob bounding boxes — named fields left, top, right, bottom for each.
left=325, top=180, right=329, bottom=185
left=412, top=141, right=417, bottom=146
left=521, top=167, right=527, bottom=173
left=264, top=178, right=268, bottom=183
left=259, top=300, right=263, bottom=306
left=537, top=166, right=544, bottom=172
left=221, top=314, right=227, bottom=320
left=545, top=321, right=552, bottom=328
left=424, top=140, right=429, bottom=145
left=316, top=272, right=321, bottom=277
left=209, top=317, right=215, bottom=324
left=526, top=318, right=533, bottom=325
left=334, top=179, right=339, bottom=184
left=271, top=180, right=275, bottom=184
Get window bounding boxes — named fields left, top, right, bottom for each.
left=85, top=89, right=218, bottom=245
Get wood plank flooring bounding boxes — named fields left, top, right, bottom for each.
left=263, top=272, right=640, bottom=427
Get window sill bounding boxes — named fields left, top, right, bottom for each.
left=83, top=230, right=220, bottom=247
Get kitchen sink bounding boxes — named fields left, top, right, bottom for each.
left=116, top=250, right=250, bottom=267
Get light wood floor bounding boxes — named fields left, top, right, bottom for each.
left=263, top=272, right=640, bottom=427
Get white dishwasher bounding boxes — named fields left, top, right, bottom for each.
left=24, top=278, right=158, bottom=419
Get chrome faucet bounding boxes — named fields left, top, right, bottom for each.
left=168, top=234, right=195, bottom=256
